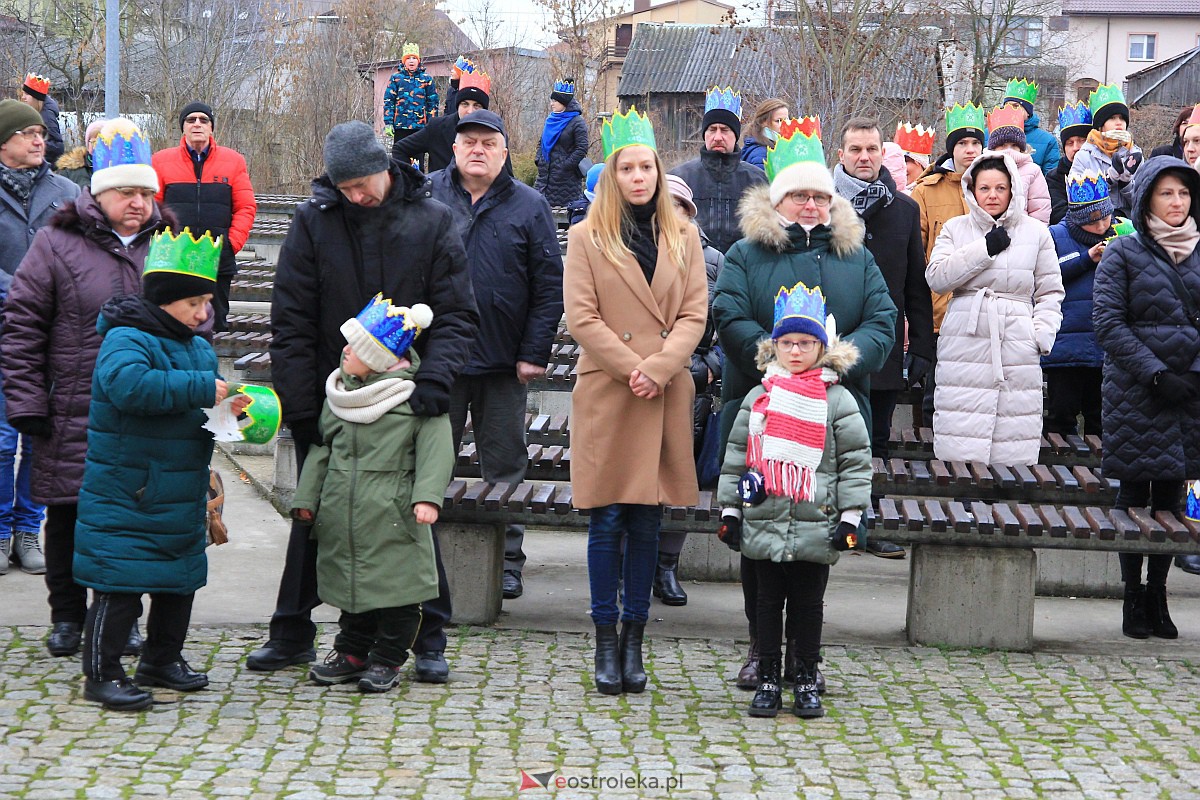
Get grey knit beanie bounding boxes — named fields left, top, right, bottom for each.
left=324, top=121, right=390, bottom=185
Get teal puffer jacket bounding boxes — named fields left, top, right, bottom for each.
left=74, top=295, right=218, bottom=595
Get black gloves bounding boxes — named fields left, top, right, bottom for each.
left=288, top=418, right=323, bottom=453
left=409, top=381, right=451, bottom=417
left=831, top=521, right=859, bottom=551
left=1153, top=371, right=1200, bottom=402
left=9, top=416, right=50, bottom=438
left=718, top=514, right=741, bottom=552
left=904, top=353, right=932, bottom=388
left=985, top=225, right=1011, bottom=257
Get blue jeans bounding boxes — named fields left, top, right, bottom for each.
left=0, top=381, right=45, bottom=535
left=587, top=504, right=661, bottom=625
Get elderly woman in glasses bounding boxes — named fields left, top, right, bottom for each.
left=712, top=138, right=895, bottom=693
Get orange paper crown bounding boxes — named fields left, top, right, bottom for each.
left=22, top=72, right=50, bottom=97
left=1187, top=103, right=1200, bottom=129
left=459, top=69, right=491, bottom=95
left=778, top=115, right=821, bottom=140
left=894, top=122, right=935, bottom=156
left=987, top=105, right=1025, bottom=135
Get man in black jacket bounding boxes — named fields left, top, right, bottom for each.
left=834, top=117, right=935, bottom=559
left=428, top=111, right=563, bottom=600
left=393, top=73, right=512, bottom=177
left=248, top=121, right=478, bottom=682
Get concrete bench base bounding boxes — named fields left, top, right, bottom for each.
left=907, top=544, right=1036, bottom=651
left=1037, top=550, right=1122, bottom=598
left=439, top=521, right=505, bottom=625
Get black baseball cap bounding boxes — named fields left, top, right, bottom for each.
left=455, top=109, right=506, bottom=137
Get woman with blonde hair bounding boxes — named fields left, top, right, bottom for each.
left=564, top=107, right=708, bottom=696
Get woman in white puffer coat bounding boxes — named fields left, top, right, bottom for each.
left=926, top=151, right=1064, bottom=465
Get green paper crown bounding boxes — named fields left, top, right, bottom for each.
left=234, top=384, right=281, bottom=445
left=601, top=106, right=656, bottom=160
left=1003, top=78, right=1038, bottom=105
left=764, top=125, right=824, bottom=182
left=1088, top=83, right=1126, bottom=117
left=946, top=103, right=986, bottom=135
left=144, top=227, right=222, bottom=283
left=1108, top=217, right=1135, bottom=240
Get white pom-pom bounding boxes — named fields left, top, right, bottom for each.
left=825, top=313, right=837, bottom=339
left=408, top=303, right=434, bottom=329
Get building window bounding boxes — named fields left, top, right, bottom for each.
left=1128, top=34, right=1156, bottom=61
left=1001, top=17, right=1043, bottom=58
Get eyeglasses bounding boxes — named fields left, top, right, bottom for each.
left=12, top=127, right=46, bottom=141
left=775, top=338, right=820, bottom=353
left=183, top=115, right=212, bottom=125
left=111, top=187, right=157, bottom=200
left=784, top=191, right=831, bottom=207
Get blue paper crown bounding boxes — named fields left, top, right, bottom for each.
left=92, top=119, right=152, bottom=173
left=1188, top=481, right=1200, bottom=522
left=772, top=281, right=827, bottom=343
left=455, top=55, right=474, bottom=72
left=1067, top=171, right=1110, bottom=205
left=1058, top=101, right=1092, bottom=134
left=553, top=78, right=575, bottom=95
left=354, top=293, right=430, bottom=360
left=705, top=86, right=742, bottom=120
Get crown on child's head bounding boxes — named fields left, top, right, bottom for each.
left=705, top=86, right=742, bottom=119
left=987, top=105, right=1025, bottom=134
left=772, top=280, right=829, bottom=345
left=601, top=105, right=656, bottom=159
left=341, top=294, right=434, bottom=373
left=764, top=118, right=823, bottom=182
left=1066, top=171, right=1111, bottom=206
left=895, top=122, right=935, bottom=156
left=144, top=227, right=222, bottom=283
left=22, top=72, right=50, bottom=97
left=1088, top=83, right=1126, bottom=117
left=1058, top=102, right=1093, bottom=134
left=946, top=103, right=986, bottom=134
left=1002, top=77, right=1039, bottom=105
left=401, top=42, right=420, bottom=59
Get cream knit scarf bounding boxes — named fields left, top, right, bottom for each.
left=1146, top=213, right=1200, bottom=265
left=324, top=369, right=416, bottom=424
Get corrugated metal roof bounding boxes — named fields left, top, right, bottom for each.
left=617, top=23, right=931, bottom=100
left=1061, top=0, right=1199, bottom=15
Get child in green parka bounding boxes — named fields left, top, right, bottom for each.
left=716, top=281, right=872, bottom=721
left=291, top=295, right=454, bottom=693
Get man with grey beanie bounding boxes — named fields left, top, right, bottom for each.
left=250, top=120, right=478, bottom=684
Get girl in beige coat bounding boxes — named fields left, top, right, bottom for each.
left=926, top=151, right=1064, bottom=465
left=564, top=133, right=707, bottom=697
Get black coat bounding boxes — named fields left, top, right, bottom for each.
left=534, top=99, right=588, bottom=206
left=392, top=112, right=514, bottom=177
left=270, top=161, right=479, bottom=426
left=854, top=169, right=935, bottom=391
left=1046, top=156, right=1071, bottom=226
left=670, top=148, right=767, bottom=254
left=427, top=164, right=563, bottom=374
left=40, top=95, right=64, bottom=168
left=1094, top=157, right=1200, bottom=480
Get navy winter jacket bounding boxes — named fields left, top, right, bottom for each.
left=1044, top=221, right=1103, bottom=370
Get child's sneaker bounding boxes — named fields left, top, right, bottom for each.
left=309, top=651, right=367, bottom=685
left=358, top=662, right=403, bottom=693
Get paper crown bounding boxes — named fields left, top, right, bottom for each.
left=459, top=69, right=491, bottom=95
left=1066, top=171, right=1111, bottom=205
left=401, top=42, right=420, bottom=59
left=1088, top=84, right=1126, bottom=117
left=144, top=227, right=222, bottom=283
left=1108, top=217, right=1135, bottom=239
left=553, top=78, right=576, bottom=95
left=233, top=384, right=281, bottom=445
left=452, top=56, right=476, bottom=80
left=92, top=118, right=152, bottom=174
left=22, top=72, right=50, bottom=97
left=349, top=294, right=433, bottom=363
left=1187, top=481, right=1200, bottom=522
left=946, top=103, right=986, bottom=135
left=895, top=122, right=935, bottom=156
left=601, top=105, right=656, bottom=159
left=1057, top=102, right=1093, bottom=136
left=773, top=281, right=829, bottom=344
left=764, top=119, right=824, bottom=182
left=705, top=86, right=742, bottom=120
left=1002, top=78, right=1039, bottom=105
left=1186, top=104, right=1200, bottom=129
left=987, top=105, right=1025, bottom=134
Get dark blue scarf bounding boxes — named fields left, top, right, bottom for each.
left=540, top=110, right=579, bottom=162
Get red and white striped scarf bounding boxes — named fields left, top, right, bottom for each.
left=746, top=364, right=837, bottom=502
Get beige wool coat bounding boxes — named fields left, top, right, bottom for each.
left=564, top=217, right=709, bottom=508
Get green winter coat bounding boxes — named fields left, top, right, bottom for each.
left=716, top=338, right=872, bottom=565
left=292, top=359, right=454, bottom=613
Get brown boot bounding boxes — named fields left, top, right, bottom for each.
left=736, top=637, right=759, bottom=690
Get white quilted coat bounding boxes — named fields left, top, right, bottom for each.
left=925, top=150, right=1064, bottom=466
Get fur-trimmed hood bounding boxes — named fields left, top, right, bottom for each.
left=57, top=146, right=88, bottom=171
left=736, top=183, right=865, bottom=255
left=755, top=333, right=860, bottom=376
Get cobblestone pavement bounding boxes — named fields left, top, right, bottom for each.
left=3, top=625, right=1200, bottom=799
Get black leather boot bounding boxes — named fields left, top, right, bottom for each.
left=594, top=624, right=622, bottom=695
left=1122, top=584, right=1150, bottom=639
left=748, top=657, right=782, bottom=717
left=620, top=621, right=647, bottom=693
left=124, top=623, right=143, bottom=657
left=793, top=659, right=825, bottom=718
left=736, top=637, right=759, bottom=690
left=1144, top=584, right=1178, bottom=639
left=783, top=641, right=827, bottom=694
left=84, top=677, right=153, bottom=711
left=652, top=552, right=688, bottom=606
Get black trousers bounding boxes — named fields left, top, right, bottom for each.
left=921, top=333, right=938, bottom=427
left=1043, top=367, right=1102, bottom=437
left=44, top=503, right=87, bottom=625
left=754, top=558, right=829, bottom=663
left=212, top=273, right=234, bottom=333
left=82, top=591, right=194, bottom=681
left=334, top=605, right=422, bottom=667
left=1116, top=479, right=1182, bottom=587
left=267, top=430, right=452, bottom=653
left=869, top=389, right=900, bottom=460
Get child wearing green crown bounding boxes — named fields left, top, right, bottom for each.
left=1069, top=84, right=1144, bottom=217
left=75, top=227, right=249, bottom=712
left=290, top=295, right=454, bottom=694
